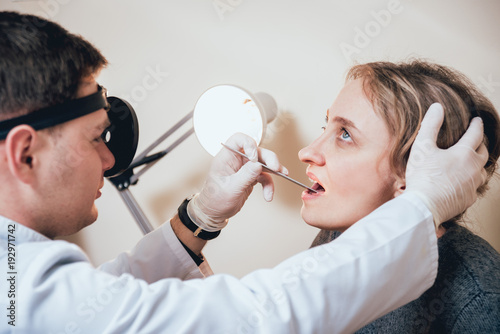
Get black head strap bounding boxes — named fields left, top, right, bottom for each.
left=0, top=85, right=109, bottom=140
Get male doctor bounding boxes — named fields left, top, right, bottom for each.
left=0, top=11, right=489, bottom=334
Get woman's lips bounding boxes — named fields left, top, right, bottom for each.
left=302, top=180, right=325, bottom=200
left=303, top=172, right=325, bottom=199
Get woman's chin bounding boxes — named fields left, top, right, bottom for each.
left=302, top=214, right=331, bottom=229
left=301, top=209, right=351, bottom=231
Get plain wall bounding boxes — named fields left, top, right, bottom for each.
left=2, top=0, right=499, bottom=278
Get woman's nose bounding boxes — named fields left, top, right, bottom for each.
left=299, top=137, right=325, bottom=166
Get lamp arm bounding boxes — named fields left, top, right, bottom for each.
left=131, top=110, right=194, bottom=165
left=130, top=126, right=194, bottom=184
left=108, top=110, right=194, bottom=235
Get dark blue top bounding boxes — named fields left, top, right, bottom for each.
left=311, top=223, right=500, bottom=333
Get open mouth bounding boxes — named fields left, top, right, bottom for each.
left=308, top=181, right=325, bottom=195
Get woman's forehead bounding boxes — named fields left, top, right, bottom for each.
left=329, top=79, right=393, bottom=146
left=329, top=80, right=375, bottom=123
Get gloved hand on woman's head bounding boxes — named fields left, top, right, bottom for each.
left=405, top=103, right=488, bottom=228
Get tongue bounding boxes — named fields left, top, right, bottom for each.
left=313, top=183, right=325, bottom=192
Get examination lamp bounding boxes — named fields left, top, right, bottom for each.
left=107, top=84, right=278, bottom=234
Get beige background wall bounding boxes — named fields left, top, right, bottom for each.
left=2, top=0, right=499, bottom=278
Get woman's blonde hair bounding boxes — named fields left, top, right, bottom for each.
left=347, top=60, right=500, bottom=208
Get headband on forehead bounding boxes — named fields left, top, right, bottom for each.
left=0, top=85, right=139, bottom=178
left=0, top=85, right=109, bottom=140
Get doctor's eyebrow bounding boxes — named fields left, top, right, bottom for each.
left=97, top=118, right=111, bottom=131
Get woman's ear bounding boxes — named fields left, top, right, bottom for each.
left=393, top=175, right=406, bottom=198
left=5, top=125, right=38, bottom=184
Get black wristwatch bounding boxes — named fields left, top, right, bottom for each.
left=177, top=197, right=221, bottom=240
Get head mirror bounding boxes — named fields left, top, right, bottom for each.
left=193, top=85, right=277, bottom=156
left=104, top=97, right=139, bottom=177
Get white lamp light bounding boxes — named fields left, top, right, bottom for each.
left=193, top=84, right=277, bottom=156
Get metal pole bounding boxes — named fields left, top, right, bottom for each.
left=111, top=111, right=195, bottom=235
left=130, top=127, right=195, bottom=184
left=131, top=110, right=194, bottom=165
left=119, top=188, right=154, bottom=234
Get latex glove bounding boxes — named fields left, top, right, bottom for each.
left=187, top=133, right=288, bottom=232
left=405, top=103, right=488, bottom=228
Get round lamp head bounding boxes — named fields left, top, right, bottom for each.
left=193, top=85, right=277, bottom=156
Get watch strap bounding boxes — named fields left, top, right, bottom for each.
left=178, top=198, right=221, bottom=240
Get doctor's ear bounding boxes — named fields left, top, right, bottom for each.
left=5, top=125, right=38, bottom=183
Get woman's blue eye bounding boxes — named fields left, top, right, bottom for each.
left=340, top=128, right=351, bottom=140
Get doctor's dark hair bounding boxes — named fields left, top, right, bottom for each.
left=347, top=60, right=500, bottom=200
left=0, top=11, right=107, bottom=120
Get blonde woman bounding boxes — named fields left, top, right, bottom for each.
left=303, top=60, right=500, bottom=333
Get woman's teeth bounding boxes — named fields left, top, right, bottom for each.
left=307, top=181, right=325, bottom=194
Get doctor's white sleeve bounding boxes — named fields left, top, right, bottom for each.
left=19, top=192, right=437, bottom=334
left=98, top=218, right=204, bottom=282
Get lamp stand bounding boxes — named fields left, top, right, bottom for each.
left=107, top=110, right=194, bottom=235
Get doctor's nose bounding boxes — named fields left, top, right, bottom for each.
left=100, top=144, right=115, bottom=172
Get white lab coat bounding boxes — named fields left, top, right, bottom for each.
left=0, top=192, right=437, bottom=334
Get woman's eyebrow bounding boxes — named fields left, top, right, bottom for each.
left=326, top=110, right=359, bottom=133
left=332, top=116, right=358, bottom=132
